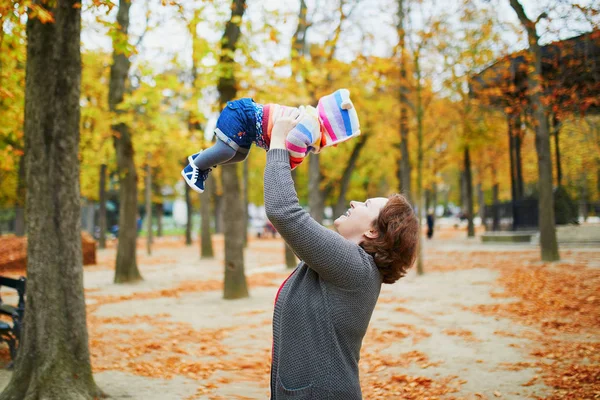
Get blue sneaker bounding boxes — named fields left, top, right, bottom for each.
left=181, top=151, right=204, bottom=185
left=181, top=162, right=198, bottom=184
left=181, top=164, right=211, bottom=194
left=193, top=168, right=212, bottom=193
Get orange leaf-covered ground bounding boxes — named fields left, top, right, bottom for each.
left=0, top=227, right=597, bottom=399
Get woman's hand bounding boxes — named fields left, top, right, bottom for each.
left=270, top=106, right=305, bottom=150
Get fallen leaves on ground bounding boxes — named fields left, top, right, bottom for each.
left=440, top=249, right=600, bottom=399
left=9, top=235, right=594, bottom=398
left=443, top=328, right=481, bottom=342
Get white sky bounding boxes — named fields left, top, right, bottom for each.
left=81, top=0, right=598, bottom=69
left=79, top=0, right=597, bottom=128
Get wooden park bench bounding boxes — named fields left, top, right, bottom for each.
left=0, top=276, right=26, bottom=367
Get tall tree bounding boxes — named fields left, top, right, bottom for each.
left=184, top=7, right=214, bottom=257
left=185, top=172, right=193, bottom=246
left=200, top=182, right=214, bottom=258
left=414, top=43, right=425, bottom=275
left=109, top=0, right=143, bottom=282
left=243, top=158, right=249, bottom=247
left=284, top=0, right=309, bottom=266
left=218, top=0, right=249, bottom=299
left=145, top=153, right=152, bottom=255
left=307, top=0, right=357, bottom=223
left=98, top=163, right=107, bottom=248
left=0, top=1, right=103, bottom=398
left=464, top=146, right=475, bottom=236
left=397, top=0, right=412, bottom=203
left=509, top=0, right=560, bottom=261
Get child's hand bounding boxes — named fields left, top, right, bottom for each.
left=270, top=106, right=304, bottom=150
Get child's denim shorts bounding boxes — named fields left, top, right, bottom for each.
left=214, top=98, right=259, bottom=153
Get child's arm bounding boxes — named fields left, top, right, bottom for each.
left=263, top=104, right=320, bottom=170
left=285, top=106, right=321, bottom=169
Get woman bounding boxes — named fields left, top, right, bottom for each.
left=265, top=108, right=419, bottom=399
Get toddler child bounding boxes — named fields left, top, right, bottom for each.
left=181, top=88, right=360, bottom=193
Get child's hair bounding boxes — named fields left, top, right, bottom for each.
left=360, top=194, right=419, bottom=284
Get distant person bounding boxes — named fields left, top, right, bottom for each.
left=426, top=208, right=435, bottom=239
left=264, top=108, right=419, bottom=399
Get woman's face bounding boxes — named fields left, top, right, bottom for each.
left=334, top=197, right=389, bottom=242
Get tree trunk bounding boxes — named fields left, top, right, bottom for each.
left=460, top=170, right=467, bottom=211
left=188, top=11, right=212, bottom=256
left=285, top=244, right=297, bottom=268
left=308, top=153, right=325, bottom=224
left=185, top=176, right=193, bottom=246
left=0, top=1, right=103, bottom=398
left=492, top=182, right=500, bottom=231
left=553, top=115, right=562, bottom=187
left=214, top=192, right=223, bottom=234
left=534, top=111, right=560, bottom=260
left=432, top=180, right=438, bottom=216
left=98, top=163, right=107, bottom=249
left=515, top=126, right=524, bottom=199
left=145, top=154, right=152, bottom=255
left=291, top=0, right=309, bottom=80
left=579, top=174, right=588, bottom=222
left=243, top=158, right=249, bottom=248
left=110, top=0, right=142, bottom=283
left=464, top=146, right=475, bottom=237
left=508, top=113, right=524, bottom=202
left=219, top=0, right=249, bottom=300
left=333, top=135, right=368, bottom=219
left=15, top=155, right=26, bottom=237
left=509, top=0, right=559, bottom=261
left=222, top=164, right=249, bottom=299
left=477, top=182, right=485, bottom=220
left=200, top=180, right=214, bottom=258
left=397, top=0, right=412, bottom=204
left=507, top=113, right=518, bottom=230
left=507, top=113, right=517, bottom=205
left=415, top=53, right=424, bottom=275
left=156, top=203, right=163, bottom=237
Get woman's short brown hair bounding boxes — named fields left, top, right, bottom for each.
left=360, top=194, right=419, bottom=284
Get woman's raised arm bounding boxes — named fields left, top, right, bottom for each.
left=264, top=149, right=370, bottom=289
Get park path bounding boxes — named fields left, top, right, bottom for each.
left=0, top=228, right=598, bottom=399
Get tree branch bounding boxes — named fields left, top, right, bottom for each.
left=134, top=6, right=152, bottom=48
left=509, top=0, right=539, bottom=42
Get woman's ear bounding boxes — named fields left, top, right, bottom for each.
left=364, top=229, right=378, bottom=239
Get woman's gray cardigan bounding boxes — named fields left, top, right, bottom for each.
left=264, top=149, right=382, bottom=399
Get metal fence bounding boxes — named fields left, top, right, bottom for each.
left=484, top=200, right=600, bottom=231
left=483, top=198, right=539, bottom=231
